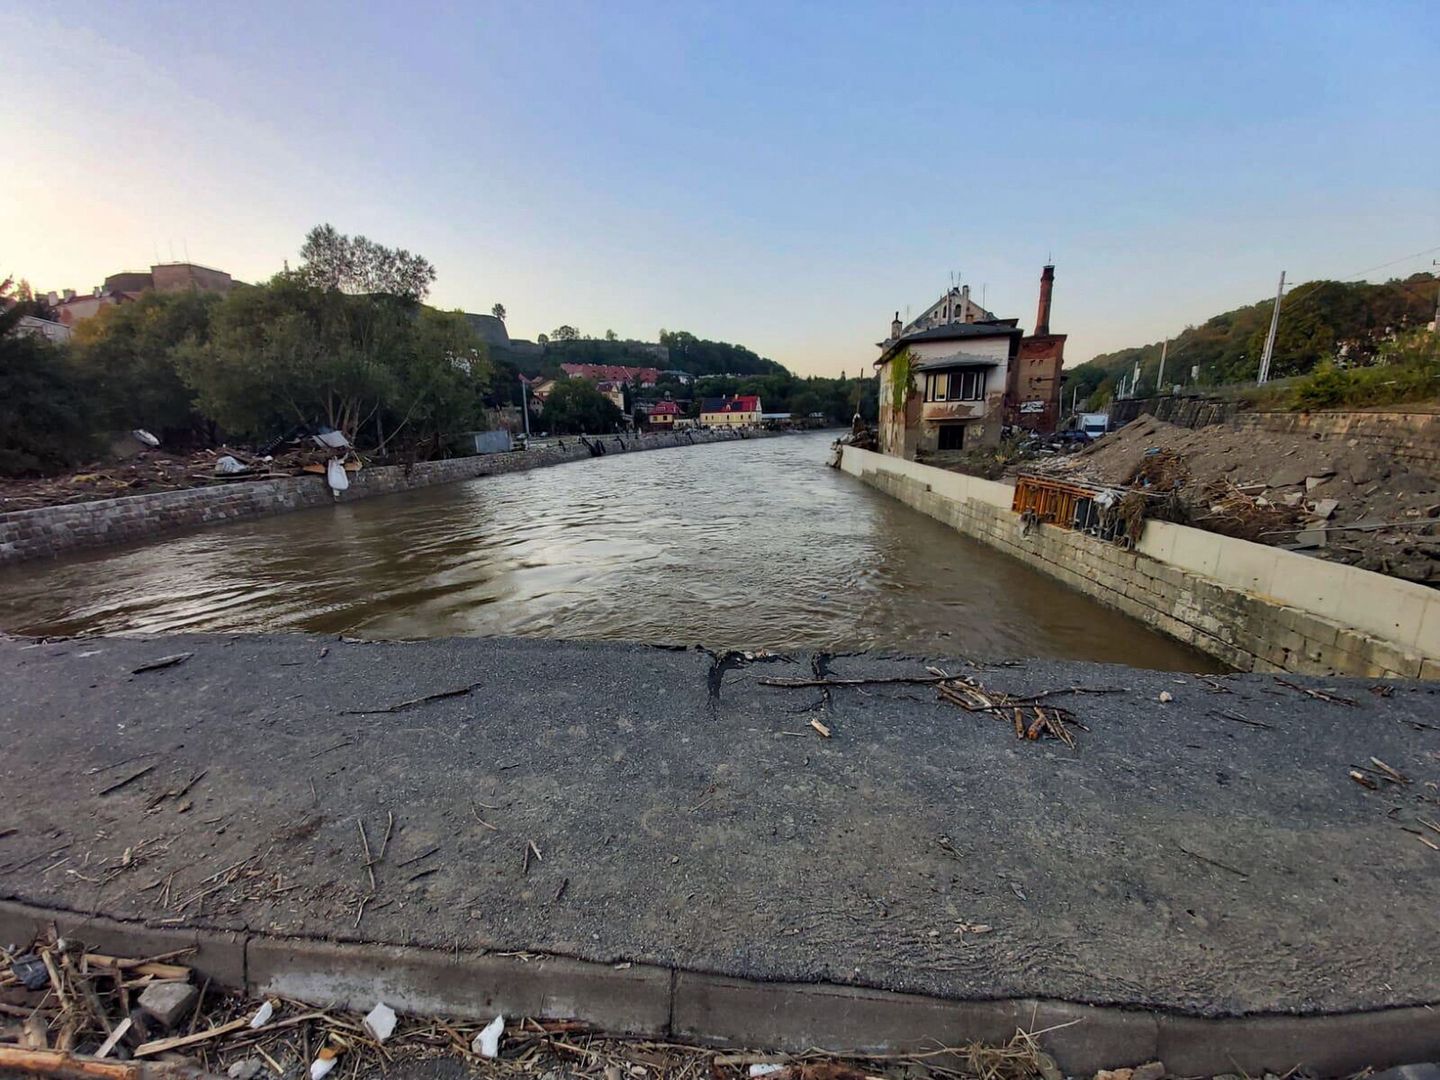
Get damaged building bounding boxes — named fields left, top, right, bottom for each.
left=874, top=265, right=1065, bottom=460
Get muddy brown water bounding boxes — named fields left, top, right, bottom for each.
left=0, top=433, right=1220, bottom=670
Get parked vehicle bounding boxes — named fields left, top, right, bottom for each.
left=1079, top=412, right=1111, bottom=440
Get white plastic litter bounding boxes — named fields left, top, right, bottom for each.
left=363, top=1002, right=397, bottom=1043
left=248, top=1000, right=274, bottom=1029
left=309, top=1056, right=336, bottom=1080
left=472, top=1015, right=504, bottom=1058
left=132, top=429, right=160, bottom=448
left=215, top=455, right=247, bottom=475
left=326, top=458, right=350, bottom=494
left=749, top=1066, right=786, bottom=1077
left=314, top=429, right=351, bottom=449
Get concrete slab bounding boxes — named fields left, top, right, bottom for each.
left=0, top=633, right=1437, bottom=1028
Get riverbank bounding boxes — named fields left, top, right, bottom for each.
left=2, top=633, right=1437, bottom=1072
left=0, top=428, right=779, bottom=565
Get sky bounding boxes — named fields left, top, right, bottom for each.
left=3, top=1, right=1437, bottom=377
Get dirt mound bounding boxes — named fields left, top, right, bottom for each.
left=1027, top=416, right=1440, bottom=585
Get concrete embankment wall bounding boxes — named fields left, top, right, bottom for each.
left=839, top=447, right=1440, bottom=679
left=0, top=429, right=772, bottom=565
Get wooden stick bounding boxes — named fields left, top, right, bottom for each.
left=96, top=1018, right=132, bottom=1059
left=357, top=820, right=377, bottom=892
left=0, top=1046, right=139, bottom=1078
left=134, top=1017, right=250, bottom=1057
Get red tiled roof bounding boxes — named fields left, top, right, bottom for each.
left=648, top=400, right=681, bottom=415
left=560, top=363, right=659, bottom=385
left=702, top=395, right=760, bottom=414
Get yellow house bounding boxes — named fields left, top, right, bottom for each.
left=699, top=395, right=762, bottom=427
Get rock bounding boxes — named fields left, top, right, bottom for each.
left=1094, top=1071, right=1133, bottom=1080
left=1157, top=691, right=1173, bottom=703
left=138, top=980, right=197, bottom=1029
left=228, top=1061, right=265, bottom=1080
left=1282, top=492, right=1304, bottom=507
left=1293, top=528, right=1327, bottom=549
left=1132, top=1063, right=1166, bottom=1080
left=1309, top=498, right=1339, bottom=520
left=1305, top=474, right=1331, bottom=492
left=1035, top=1053, right=1063, bottom=1080
left=1268, top=464, right=1307, bottom=487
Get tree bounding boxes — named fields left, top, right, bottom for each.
left=604, top=328, right=617, bottom=342
left=174, top=272, right=487, bottom=449
left=0, top=279, right=99, bottom=474
left=536, top=333, right=550, bottom=345
left=71, top=290, right=218, bottom=439
left=551, top=325, right=580, bottom=342
left=540, top=379, right=623, bottom=434
left=491, top=303, right=506, bottom=322
left=297, top=223, right=436, bottom=300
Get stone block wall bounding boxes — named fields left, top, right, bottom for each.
left=0, top=429, right=768, bottom=566
left=1231, top=409, right=1440, bottom=473
left=841, top=447, right=1439, bottom=679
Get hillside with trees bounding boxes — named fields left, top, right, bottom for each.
left=1066, top=272, right=1438, bottom=406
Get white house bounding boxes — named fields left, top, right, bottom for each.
left=874, top=317, right=1022, bottom=459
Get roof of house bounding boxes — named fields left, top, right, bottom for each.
left=700, top=395, right=761, bottom=413
left=912, top=353, right=1003, bottom=372
left=560, top=363, right=660, bottom=384
left=648, top=400, right=681, bottom=415
left=877, top=320, right=1022, bottom=365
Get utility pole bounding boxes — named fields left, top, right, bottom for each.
left=1156, top=339, right=1169, bottom=393
left=1432, top=260, right=1439, bottom=334
left=1257, top=271, right=1286, bottom=385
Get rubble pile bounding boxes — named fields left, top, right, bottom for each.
left=1026, top=417, right=1440, bottom=584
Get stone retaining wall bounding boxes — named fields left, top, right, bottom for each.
left=0, top=429, right=771, bottom=565
left=1232, top=408, right=1440, bottom=473
left=839, top=447, right=1439, bottom=679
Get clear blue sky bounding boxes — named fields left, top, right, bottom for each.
left=4, top=1, right=1436, bottom=375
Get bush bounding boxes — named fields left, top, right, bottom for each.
left=0, top=330, right=100, bottom=475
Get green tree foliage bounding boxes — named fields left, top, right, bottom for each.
left=659, top=329, right=784, bottom=377
left=297, top=224, right=436, bottom=300
left=0, top=281, right=99, bottom=474
left=491, top=303, right=506, bottom=321
left=604, top=329, right=618, bottom=341
left=540, top=378, right=624, bottom=433
left=1067, top=272, right=1438, bottom=403
left=71, top=290, right=219, bottom=439
left=551, top=325, right=580, bottom=342
left=176, top=273, right=490, bottom=445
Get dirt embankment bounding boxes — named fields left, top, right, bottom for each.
left=1026, top=417, right=1440, bottom=585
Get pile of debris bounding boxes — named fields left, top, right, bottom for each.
left=1023, top=416, right=1440, bottom=583
left=0, top=433, right=362, bottom=514
left=1, top=934, right=1071, bottom=1080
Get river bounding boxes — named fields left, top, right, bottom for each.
left=0, top=433, right=1218, bottom=670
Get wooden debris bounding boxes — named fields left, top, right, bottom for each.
left=131, top=653, right=194, bottom=675
left=134, top=1017, right=250, bottom=1056
left=809, top=719, right=831, bottom=738
left=340, top=681, right=485, bottom=715
left=1274, top=677, right=1357, bottom=707
left=97, top=765, right=156, bottom=797
left=1210, top=708, right=1273, bottom=730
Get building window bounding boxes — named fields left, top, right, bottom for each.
left=925, top=369, right=986, bottom=402
left=937, top=423, right=965, bottom=450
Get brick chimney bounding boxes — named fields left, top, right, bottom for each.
left=1035, top=264, right=1055, bottom=336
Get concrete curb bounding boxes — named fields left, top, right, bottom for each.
left=3, top=900, right=1436, bottom=1074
